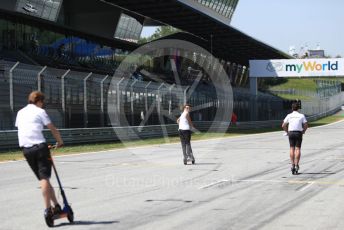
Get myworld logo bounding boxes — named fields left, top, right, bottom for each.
left=266, top=62, right=283, bottom=72
left=250, top=59, right=344, bottom=78
left=286, top=61, right=339, bottom=73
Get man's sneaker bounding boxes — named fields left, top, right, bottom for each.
left=183, top=158, right=187, bottom=165
left=44, top=207, right=54, bottom=227
left=53, top=204, right=63, bottom=215
left=295, top=165, right=300, bottom=174
left=44, top=207, right=53, bottom=218
left=291, top=164, right=296, bottom=175
left=191, top=156, right=195, bottom=164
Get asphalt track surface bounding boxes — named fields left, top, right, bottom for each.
left=1, top=120, right=344, bottom=230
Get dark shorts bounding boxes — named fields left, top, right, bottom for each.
left=179, top=129, right=192, bottom=144
left=288, top=131, right=303, bottom=148
left=22, top=143, right=52, bottom=180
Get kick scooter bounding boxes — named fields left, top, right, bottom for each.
left=45, top=145, right=74, bottom=227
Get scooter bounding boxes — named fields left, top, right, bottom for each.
left=45, top=146, right=74, bottom=227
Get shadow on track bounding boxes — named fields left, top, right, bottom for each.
left=298, top=172, right=336, bottom=175
left=193, top=163, right=218, bottom=165
left=54, top=220, right=120, bottom=227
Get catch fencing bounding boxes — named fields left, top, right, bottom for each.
left=0, top=61, right=291, bottom=130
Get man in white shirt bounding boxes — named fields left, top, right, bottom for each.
left=282, top=102, right=308, bottom=174
left=177, top=104, right=195, bottom=165
left=15, top=91, right=64, bottom=221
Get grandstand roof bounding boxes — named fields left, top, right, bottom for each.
left=103, top=0, right=292, bottom=65
left=0, top=8, right=138, bottom=51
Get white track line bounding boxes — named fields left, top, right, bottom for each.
left=299, top=181, right=315, bottom=192
left=311, top=117, right=344, bottom=129
left=199, top=178, right=320, bottom=190
left=199, top=179, right=285, bottom=190
left=199, top=179, right=229, bottom=189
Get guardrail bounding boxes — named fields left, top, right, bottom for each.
left=1, top=106, right=341, bottom=151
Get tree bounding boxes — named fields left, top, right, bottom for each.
left=138, top=26, right=180, bottom=44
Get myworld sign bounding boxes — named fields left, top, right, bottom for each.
left=249, top=58, right=344, bottom=77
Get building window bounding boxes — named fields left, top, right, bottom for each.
left=15, top=0, right=63, bottom=22
left=114, top=13, right=143, bottom=43
left=193, top=0, right=238, bottom=20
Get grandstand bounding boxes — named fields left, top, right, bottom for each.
left=0, top=0, right=294, bottom=130
left=0, top=59, right=289, bottom=130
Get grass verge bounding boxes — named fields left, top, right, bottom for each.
left=1, top=113, right=344, bottom=162
left=269, top=79, right=317, bottom=92
left=271, top=93, right=312, bottom=100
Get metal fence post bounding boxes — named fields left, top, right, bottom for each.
left=37, top=66, right=47, bottom=92
left=61, top=69, right=70, bottom=128
left=9, top=62, right=19, bottom=115
left=130, top=79, right=138, bottom=125
left=144, top=81, right=152, bottom=113
left=116, top=77, right=125, bottom=125
left=157, top=83, right=165, bottom=116
left=238, top=66, right=247, bottom=87
left=83, top=72, right=92, bottom=128
left=183, top=86, right=190, bottom=105
left=169, top=84, right=175, bottom=115
left=100, top=75, right=109, bottom=127
left=234, top=64, right=242, bottom=85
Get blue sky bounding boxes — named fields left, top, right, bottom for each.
left=142, top=0, right=344, bottom=57
left=231, top=0, right=344, bottom=57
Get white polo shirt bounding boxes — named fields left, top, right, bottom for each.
left=179, top=111, right=190, bottom=130
left=15, top=104, right=51, bottom=148
left=283, top=111, right=307, bottom=132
